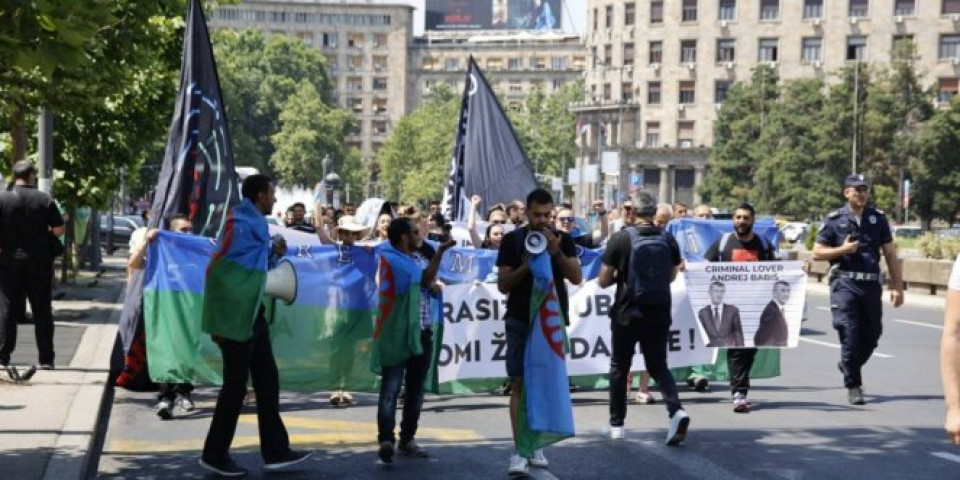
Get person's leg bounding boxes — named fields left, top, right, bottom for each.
left=609, top=320, right=637, bottom=427
left=157, top=384, right=176, bottom=403
left=727, top=348, right=758, bottom=397
left=857, top=283, right=884, bottom=370
left=26, top=261, right=55, bottom=366
left=636, top=307, right=682, bottom=417
left=504, top=318, right=528, bottom=446
left=247, top=313, right=291, bottom=462
left=399, top=330, right=433, bottom=446
left=0, top=262, right=25, bottom=366
left=377, top=364, right=404, bottom=443
left=831, top=280, right=863, bottom=388
left=202, top=335, right=252, bottom=464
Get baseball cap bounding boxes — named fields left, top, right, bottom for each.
left=844, top=174, right=868, bottom=188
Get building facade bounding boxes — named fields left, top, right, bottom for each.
left=209, top=0, right=415, bottom=175
left=578, top=0, right=960, bottom=209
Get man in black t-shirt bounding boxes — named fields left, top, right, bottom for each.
left=497, top=188, right=581, bottom=477
left=598, top=203, right=689, bottom=445
left=703, top=202, right=777, bottom=414
left=0, top=161, right=66, bottom=371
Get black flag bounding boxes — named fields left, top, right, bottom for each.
left=116, top=0, right=239, bottom=383
left=442, top=56, right=537, bottom=222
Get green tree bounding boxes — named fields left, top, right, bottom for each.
left=212, top=29, right=334, bottom=175
left=270, top=81, right=359, bottom=192
left=700, top=64, right=779, bottom=208
left=914, top=96, right=960, bottom=228
left=378, top=84, right=460, bottom=203
left=511, top=81, right=584, bottom=185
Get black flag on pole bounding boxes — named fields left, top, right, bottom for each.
left=116, top=0, right=239, bottom=387
left=442, top=56, right=537, bottom=222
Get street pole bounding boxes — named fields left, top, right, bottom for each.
left=851, top=62, right=859, bottom=175
left=37, top=109, right=53, bottom=195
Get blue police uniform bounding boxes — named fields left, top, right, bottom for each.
left=817, top=187, right=893, bottom=391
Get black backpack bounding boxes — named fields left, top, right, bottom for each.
left=625, top=226, right=674, bottom=311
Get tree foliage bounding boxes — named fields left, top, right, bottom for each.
left=509, top=80, right=584, bottom=181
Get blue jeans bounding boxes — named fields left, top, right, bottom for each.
left=377, top=329, right=433, bottom=444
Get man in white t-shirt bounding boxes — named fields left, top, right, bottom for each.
left=941, top=253, right=960, bottom=445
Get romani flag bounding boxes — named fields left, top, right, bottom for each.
left=370, top=244, right=424, bottom=373
left=516, top=252, right=575, bottom=456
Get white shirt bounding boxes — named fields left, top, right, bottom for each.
left=949, top=254, right=960, bottom=291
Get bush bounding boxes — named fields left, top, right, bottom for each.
left=804, top=222, right=819, bottom=251
left=917, top=233, right=960, bottom=259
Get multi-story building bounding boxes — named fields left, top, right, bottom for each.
left=575, top=0, right=960, bottom=209
left=410, top=31, right=586, bottom=110
left=209, top=0, right=415, bottom=176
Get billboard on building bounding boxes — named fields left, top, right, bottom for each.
left=425, top=0, right=563, bottom=31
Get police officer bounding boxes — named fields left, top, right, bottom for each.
left=813, top=174, right=903, bottom=405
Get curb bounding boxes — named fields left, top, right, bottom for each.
left=42, top=286, right=125, bottom=480
left=805, top=277, right=947, bottom=310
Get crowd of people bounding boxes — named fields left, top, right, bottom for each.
left=109, top=171, right=959, bottom=477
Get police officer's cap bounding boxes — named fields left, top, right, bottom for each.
left=844, top=174, right=868, bottom=188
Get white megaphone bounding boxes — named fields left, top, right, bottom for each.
left=524, top=230, right=548, bottom=256
left=264, top=259, right=298, bottom=305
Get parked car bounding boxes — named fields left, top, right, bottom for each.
left=780, top=222, right=810, bottom=244
left=99, top=215, right=144, bottom=253
left=892, top=226, right=922, bottom=238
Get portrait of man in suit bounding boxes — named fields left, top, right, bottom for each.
left=755, top=281, right=790, bottom=346
left=697, top=282, right=744, bottom=347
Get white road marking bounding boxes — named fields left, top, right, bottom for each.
left=894, top=319, right=943, bottom=330
left=931, top=451, right=960, bottom=464
left=816, top=306, right=831, bottom=312
left=797, top=337, right=894, bottom=358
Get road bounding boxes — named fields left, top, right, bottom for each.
left=93, top=288, right=956, bottom=479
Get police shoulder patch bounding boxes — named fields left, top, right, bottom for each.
left=874, top=208, right=886, bottom=216
left=827, top=210, right=841, bottom=219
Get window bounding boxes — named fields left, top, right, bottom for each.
left=445, top=58, right=461, bottom=71
left=348, top=97, right=363, bottom=112
left=758, top=38, right=779, bottom=62
left=646, top=122, right=661, bottom=147
left=622, top=82, right=634, bottom=102
left=894, top=0, right=915, bottom=15
left=892, top=35, right=914, bottom=59
left=531, top=56, right=546, bottom=69
left=373, top=78, right=388, bottom=91
left=719, top=0, right=736, bottom=20
left=651, top=1, right=664, bottom=24
left=938, top=78, right=958, bottom=102
left=603, top=83, right=612, bottom=101
left=941, top=35, right=960, bottom=58
left=348, top=33, right=364, bottom=48
left=648, top=81, right=662, bottom=104
left=322, top=32, right=338, bottom=47
left=847, top=36, right=867, bottom=60
left=625, top=2, right=636, bottom=25
left=849, top=0, right=868, bottom=18
left=682, top=0, right=698, bottom=22
left=946, top=0, right=960, bottom=14
left=717, top=39, right=736, bottom=62
left=649, top=41, right=663, bottom=64
left=295, top=31, right=313, bottom=46
left=348, top=55, right=363, bottom=71
left=373, top=98, right=388, bottom=114
left=760, top=0, right=779, bottom=20
left=623, top=43, right=635, bottom=65
left=373, top=33, right=388, bottom=48
left=550, top=56, right=568, bottom=70
left=372, top=120, right=389, bottom=135
left=603, top=44, right=612, bottom=64
left=508, top=57, right=522, bottom=70
left=373, top=56, right=388, bottom=71
left=605, top=5, right=613, bottom=28
left=593, top=7, right=598, bottom=29
left=347, top=77, right=363, bottom=92
left=715, top=81, right=732, bottom=103
left=802, top=37, right=822, bottom=62
left=681, top=40, right=697, bottom=63
left=803, top=0, right=823, bottom=19
left=508, top=80, right=523, bottom=93
left=679, top=81, right=696, bottom=104
left=678, top=121, right=695, bottom=148
left=552, top=79, right=565, bottom=90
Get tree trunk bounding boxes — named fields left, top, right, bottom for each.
left=10, top=103, right=27, bottom=164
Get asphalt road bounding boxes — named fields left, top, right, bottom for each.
left=93, top=288, right=957, bottom=479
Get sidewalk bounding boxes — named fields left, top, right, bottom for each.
left=0, top=256, right=127, bottom=480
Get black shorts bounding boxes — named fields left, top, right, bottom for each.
left=504, top=317, right=529, bottom=379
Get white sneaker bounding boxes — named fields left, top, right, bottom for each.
left=175, top=393, right=195, bottom=412
left=635, top=391, right=656, bottom=404
left=155, top=400, right=173, bottom=420
left=608, top=425, right=625, bottom=440
left=732, top=392, right=750, bottom=413
left=529, top=449, right=549, bottom=468
left=666, top=409, right=690, bottom=446
left=508, top=454, right=529, bottom=477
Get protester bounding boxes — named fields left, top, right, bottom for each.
left=942, top=253, right=960, bottom=445
left=598, top=201, right=689, bottom=444
left=609, top=201, right=637, bottom=233
left=373, top=217, right=454, bottom=464
left=497, top=188, right=582, bottom=476
left=128, top=214, right=197, bottom=420
left=506, top=200, right=526, bottom=226
left=287, top=202, right=316, bottom=234
left=199, top=174, right=311, bottom=477
left=343, top=202, right=357, bottom=216
left=703, top=202, right=778, bottom=413
left=368, top=213, right=392, bottom=242
left=673, top=203, right=689, bottom=218
left=686, top=203, right=715, bottom=391
left=0, top=160, right=65, bottom=373
left=693, top=204, right=713, bottom=219
left=812, top=174, right=903, bottom=405
left=327, top=215, right=371, bottom=406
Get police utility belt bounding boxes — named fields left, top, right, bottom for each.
left=830, top=269, right=881, bottom=283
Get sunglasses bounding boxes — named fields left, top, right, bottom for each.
left=558, top=216, right=575, bottom=223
